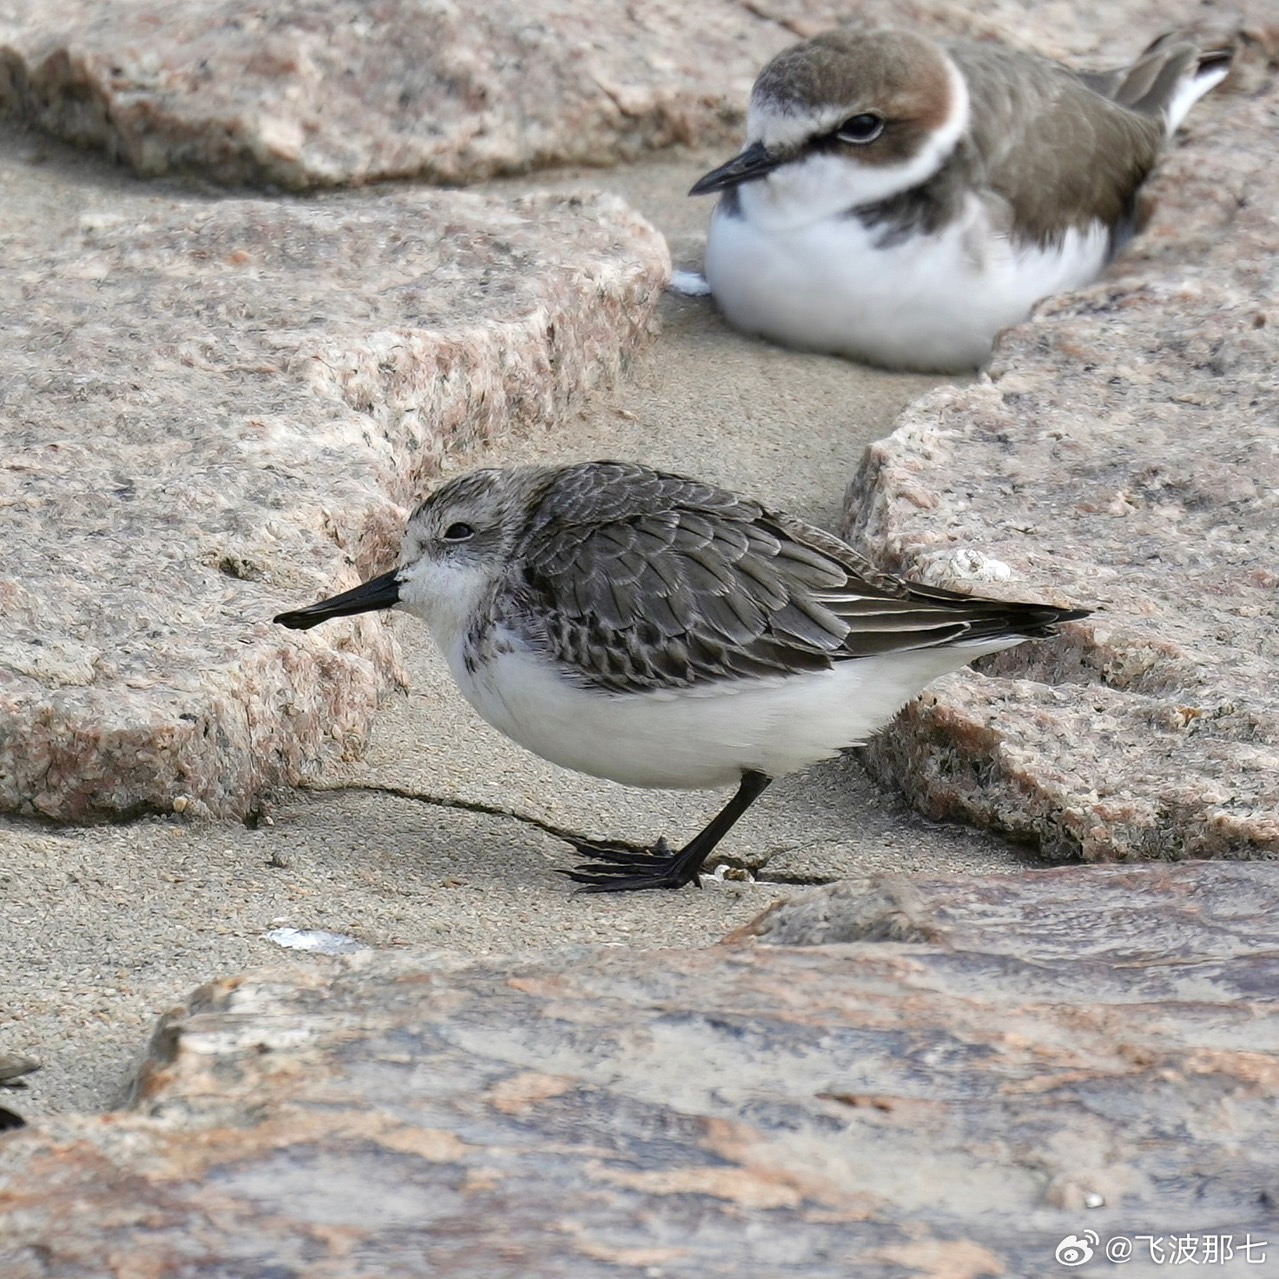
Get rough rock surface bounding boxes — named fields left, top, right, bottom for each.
left=1, top=861, right=1276, bottom=1277
left=0, top=0, right=1273, bottom=189
left=0, top=0, right=780, bottom=188
left=845, top=43, right=1279, bottom=862
left=0, top=180, right=668, bottom=822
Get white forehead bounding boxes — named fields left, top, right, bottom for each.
left=747, top=97, right=851, bottom=150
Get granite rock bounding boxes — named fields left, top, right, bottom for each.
left=0, top=861, right=1275, bottom=1277
left=0, top=176, right=668, bottom=822
left=1, top=0, right=1274, bottom=847
left=0, top=0, right=1272, bottom=189
left=0, top=0, right=777, bottom=189
left=845, top=45, right=1279, bottom=860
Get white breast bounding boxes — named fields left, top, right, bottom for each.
left=444, top=629, right=1025, bottom=791
left=704, top=193, right=1110, bottom=372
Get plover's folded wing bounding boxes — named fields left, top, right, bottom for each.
left=504, top=463, right=1085, bottom=694
left=1074, top=34, right=1233, bottom=136
left=945, top=40, right=1166, bottom=248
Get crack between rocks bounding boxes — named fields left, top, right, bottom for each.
left=295, top=783, right=840, bottom=886
left=295, top=784, right=848, bottom=894
left=589, top=75, right=638, bottom=120
left=734, top=0, right=814, bottom=39
left=297, top=781, right=632, bottom=851
left=755, top=873, right=840, bottom=886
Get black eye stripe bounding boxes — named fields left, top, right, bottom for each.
left=442, top=522, right=475, bottom=542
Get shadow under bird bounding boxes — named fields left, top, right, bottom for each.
left=275, top=462, right=1089, bottom=892
left=690, top=27, right=1233, bottom=372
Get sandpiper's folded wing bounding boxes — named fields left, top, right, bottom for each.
left=502, top=461, right=1086, bottom=695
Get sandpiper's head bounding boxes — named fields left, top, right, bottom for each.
left=273, top=467, right=535, bottom=643
left=393, top=467, right=536, bottom=636
left=691, top=29, right=969, bottom=228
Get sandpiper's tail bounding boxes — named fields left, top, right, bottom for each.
left=827, top=575, right=1092, bottom=661
left=1082, top=34, right=1234, bottom=137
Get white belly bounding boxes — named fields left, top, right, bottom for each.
left=703, top=196, right=1110, bottom=372
left=446, top=632, right=1024, bottom=791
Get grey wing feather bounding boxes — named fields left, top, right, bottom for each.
left=501, top=462, right=1085, bottom=695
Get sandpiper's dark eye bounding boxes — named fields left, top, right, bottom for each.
left=837, top=114, right=884, bottom=145
left=442, top=522, right=475, bottom=542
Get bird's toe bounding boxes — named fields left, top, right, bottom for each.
left=558, top=835, right=699, bottom=892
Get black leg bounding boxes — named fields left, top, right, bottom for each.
left=560, top=771, right=773, bottom=893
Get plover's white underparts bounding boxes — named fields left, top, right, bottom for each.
left=691, top=27, right=1232, bottom=371
left=276, top=461, right=1090, bottom=892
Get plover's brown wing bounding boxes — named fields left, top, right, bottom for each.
left=945, top=40, right=1166, bottom=247
left=1075, top=34, right=1233, bottom=126
left=504, top=462, right=1086, bottom=695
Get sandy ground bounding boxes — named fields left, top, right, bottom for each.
left=0, top=130, right=1040, bottom=1118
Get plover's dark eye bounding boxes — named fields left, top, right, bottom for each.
left=442, top=522, right=475, bottom=542
left=837, top=114, right=884, bottom=145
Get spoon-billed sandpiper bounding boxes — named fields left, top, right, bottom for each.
left=276, top=461, right=1089, bottom=891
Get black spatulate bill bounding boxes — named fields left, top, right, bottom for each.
left=273, top=570, right=400, bottom=630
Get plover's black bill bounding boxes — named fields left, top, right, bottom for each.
left=689, top=141, right=782, bottom=196
left=273, top=570, right=400, bottom=630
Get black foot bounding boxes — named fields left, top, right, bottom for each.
left=558, top=836, right=705, bottom=893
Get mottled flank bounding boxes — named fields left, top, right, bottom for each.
left=1, top=862, right=1276, bottom=1276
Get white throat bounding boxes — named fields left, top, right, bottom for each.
left=395, top=556, right=496, bottom=661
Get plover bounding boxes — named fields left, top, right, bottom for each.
left=691, top=28, right=1232, bottom=371
left=275, top=461, right=1089, bottom=892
